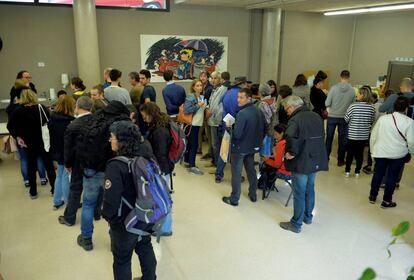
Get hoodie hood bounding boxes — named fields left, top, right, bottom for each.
left=103, top=100, right=130, bottom=116
left=339, top=82, right=353, bottom=93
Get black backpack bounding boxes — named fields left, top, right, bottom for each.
left=77, top=113, right=130, bottom=172
left=407, top=96, right=414, bottom=120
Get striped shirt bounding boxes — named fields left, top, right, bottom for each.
left=344, top=102, right=376, bottom=140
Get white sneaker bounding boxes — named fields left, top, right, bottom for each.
left=188, top=167, right=204, bottom=175
left=355, top=173, right=360, bottom=178
left=345, top=172, right=350, bottom=178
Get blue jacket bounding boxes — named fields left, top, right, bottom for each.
left=379, top=92, right=414, bottom=113
left=231, top=102, right=266, bottom=154
left=184, top=93, right=200, bottom=114
left=222, top=86, right=241, bottom=119
left=162, top=83, right=186, bottom=115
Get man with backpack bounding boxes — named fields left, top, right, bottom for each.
left=103, top=120, right=158, bottom=280
left=379, top=77, right=414, bottom=113
left=75, top=101, right=131, bottom=251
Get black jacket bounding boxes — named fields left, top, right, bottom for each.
left=284, top=106, right=329, bottom=174
left=310, top=86, right=327, bottom=118
left=7, top=104, right=50, bottom=152
left=9, top=82, right=37, bottom=104
left=231, top=102, right=266, bottom=154
left=102, top=140, right=154, bottom=230
left=64, top=113, right=93, bottom=168
left=48, top=112, right=75, bottom=164
left=147, top=126, right=174, bottom=174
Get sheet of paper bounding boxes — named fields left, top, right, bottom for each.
left=223, top=113, right=235, bottom=126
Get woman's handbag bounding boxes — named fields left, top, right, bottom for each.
left=220, top=131, right=231, bottom=163
left=177, top=104, right=193, bottom=125
left=38, top=104, right=50, bottom=152
left=2, top=136, right=17, bottom=154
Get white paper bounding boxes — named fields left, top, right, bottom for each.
left=223, top=113, right=235, bottom=126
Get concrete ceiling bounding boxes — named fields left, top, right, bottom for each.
left=174, top=0, right=414, bottom=12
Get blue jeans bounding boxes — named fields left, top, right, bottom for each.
left=325, top=117, right=347, bottom=162
left=184, top=126, right=200, bottom=168
left=81, top=169, right=105, bottom=239
left=370, top=157, right=405, bottom=202
left=290, top=172, right=316, bottom=230
left=53, top=164, right=70, bottom=206
left=17, top=145, right=46, bottom=182
left=230, top=152, right=257, bottom=203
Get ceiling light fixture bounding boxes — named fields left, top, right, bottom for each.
left=324, top=3, right=414, bottom=16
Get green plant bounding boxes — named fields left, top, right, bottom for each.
left=358, top=221, right=412, bottom=280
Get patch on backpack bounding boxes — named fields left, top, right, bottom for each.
left=105, top=179, right=112, bottom=189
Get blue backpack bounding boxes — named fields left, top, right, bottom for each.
left=112, top=156, right=172, bottom=242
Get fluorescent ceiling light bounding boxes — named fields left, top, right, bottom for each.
left=324, top=3, right=414, bottom=16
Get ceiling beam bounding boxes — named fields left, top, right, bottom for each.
left=246, top=0, right=307, bottom=10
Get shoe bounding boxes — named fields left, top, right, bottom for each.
left=249, top=195, right=257, bottom=203
left=362, top=165, right=372, bottom=174
left=200, top=154, right=212, bottom=161
left=30, top=194, right=38, bottom=200
left=94, top=214, right=101, bottom=221
left=151, top=231, right=173, bottom=237
left=188, top=167, right=204, bottom=175
left=345, top=172, right=350, bottom=178
left=381, top=201, right=397, bottom=209
left=303, top=220, right=312, bottom=225
left=380, top=184, right=385, bottom=189
left=58, top=215, right=74, bottom=226
left=241, top=176, right=246, bottom=183
left=279, top=222, right=301, bottom=233
left=369, top=195, right=376, bottom=204
left=77, top=234, right=93, bottom=251
left=40, top=178, right=48, bottom=186
left=215, top=177, right=223, bottom=183
left=337, top=161, right=346, bottom=167
left=24, top=181, right=30, bottom=188
left=355, top=173, right=360, bottom=178
left=222, top=197, right=238, bottom=206
left=53, top=201, right=65, bottom=211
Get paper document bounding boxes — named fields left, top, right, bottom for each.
left=223, top=114, right=235, bottom=126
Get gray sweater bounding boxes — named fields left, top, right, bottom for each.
left=104, top=86, right=132, bottom=105
left=325, top=82, right=355, bottom=118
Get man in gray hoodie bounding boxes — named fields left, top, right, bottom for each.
left=325, top=70, right=355, bottom=166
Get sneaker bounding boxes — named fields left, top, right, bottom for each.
left=53, top=201, right=65, bottom=211
left=381, top=201, right=397, bottom=209
left=200, top=154, right=212, bottom=161
left=215, top=177, right=223, bottom=183
left=279, top=221, right=301, bottom=233
left=303, top=219, right=312, bottom=225
left=188, top=167, right=204, bottom=175
left=355, top=173, right=360, bottom=178
left=248, top=195, right=257, bottom=203
left=58, top=215, right=74, bottom=226
left=40, top=178, right=48, bottom=186
left=24, top=181, right=30, bottom=188
left=77, top=234, right=93, bottom=251
left=337, top=161, right=346, bottom=167
left=362, top=165, right=372, bottom=174
left=369, top=195, right=376, bottom=204
left=345, top=172, right=350, bottom=178
left=30, top=194, right=38, bottom=200
left=222, top=197, right=238, bottom=206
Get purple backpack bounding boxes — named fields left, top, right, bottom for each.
left=112, top=156, right=172, bottom=242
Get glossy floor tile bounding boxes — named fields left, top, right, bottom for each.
left=0, top=152, right=413, bottom=280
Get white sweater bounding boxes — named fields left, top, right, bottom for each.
left=370, top=112, right=414, bottom=159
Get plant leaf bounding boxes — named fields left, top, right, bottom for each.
left=410, top=266, right=414, bottom=274
left=359, top=268, right=376, bottom=280
left=407, top=276, right=414, bottom=280
left=392, top=221, right=410, bottom=237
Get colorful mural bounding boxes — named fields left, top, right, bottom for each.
left=140, top=35, right=228, bottom=82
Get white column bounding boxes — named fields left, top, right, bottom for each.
left=259, top=8, right=282, bottom=84
left=73, top=0, right=101, bottom=89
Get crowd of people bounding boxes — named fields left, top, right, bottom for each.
left=4, top=68, right=414, bottom=279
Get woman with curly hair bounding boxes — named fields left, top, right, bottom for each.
left=102, top=120, right=157, bottom=280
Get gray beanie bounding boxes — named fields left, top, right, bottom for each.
left=259, top=83, right=271, bottom=97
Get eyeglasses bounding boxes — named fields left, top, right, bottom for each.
left=23, top=76, right=31, bottom=79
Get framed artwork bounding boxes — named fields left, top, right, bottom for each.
left=140, top=34, right=228, bottom=82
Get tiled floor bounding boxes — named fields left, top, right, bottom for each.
left=0, top=152, right=413, bottom=280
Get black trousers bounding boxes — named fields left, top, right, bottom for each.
left=110, top=225, right=157, bottom=280
left=26, top=147, right=56, bottom=196
left=63, top=165, right=103, bottom=224
left=345, top=139, right=366, bottom=173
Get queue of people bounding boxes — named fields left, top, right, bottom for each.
left=4, top=68, right=414, bottom=280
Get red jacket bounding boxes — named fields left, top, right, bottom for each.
left=264, top=139, right=291, bottom=176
